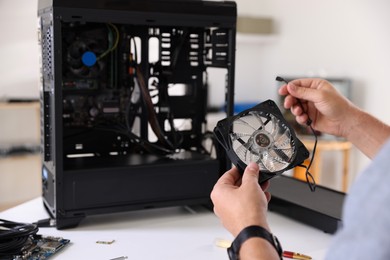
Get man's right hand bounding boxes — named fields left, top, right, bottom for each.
left=278, top=78, right=357, bottom=138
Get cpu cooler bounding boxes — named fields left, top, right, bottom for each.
left=66, top=39, right=106, bottom=78
left=214, top=100, right=310, bottom=183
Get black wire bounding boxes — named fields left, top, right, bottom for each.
left=0, top=219, right=39, bottom=257
left=276, top=76, right=317, bottom=191
left=94, top=125, right=174, bottom=155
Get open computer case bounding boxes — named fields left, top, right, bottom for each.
left=38, top=0, right=236, bottom=229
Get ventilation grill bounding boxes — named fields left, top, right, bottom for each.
left=41, top=25, right=53, bottom=81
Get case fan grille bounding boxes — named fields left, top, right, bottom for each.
left=230, top=111, right=296, bottom=173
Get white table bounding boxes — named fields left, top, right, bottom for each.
left=0, top=198, right=332, bottom=260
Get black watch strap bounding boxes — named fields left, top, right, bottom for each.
left=227, top=225, right=283, bottom=260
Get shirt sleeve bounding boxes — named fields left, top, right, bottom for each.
left=325, top=139, right=390, bottom=260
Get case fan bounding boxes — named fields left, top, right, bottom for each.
left=213, top=100, right=310, bottom=183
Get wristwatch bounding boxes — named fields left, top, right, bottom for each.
left=227, top=225, right=283, bottom=260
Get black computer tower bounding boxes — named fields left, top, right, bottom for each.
left=38, top=0, right=236, bottom=229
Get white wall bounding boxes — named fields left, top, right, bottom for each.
left=0, top=0, right=40, bottom=100
left=235, top=0, right=390, bottom=116
left=233, top=0, right=390, bottom=183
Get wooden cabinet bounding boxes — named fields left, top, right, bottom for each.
left=0, top=154, right=41, bottom=211
left=0, top=102, right=41, bottom=211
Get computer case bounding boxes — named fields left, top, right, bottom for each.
left=38, top=0, right=236, bottom=229
left=268, top=175, right=345, bottom=234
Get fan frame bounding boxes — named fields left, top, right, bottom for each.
left=214, top=99, right=310, bottom=183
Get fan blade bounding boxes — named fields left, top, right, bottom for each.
left=234, top=118, right=257, bottom=131
left=272, top=148, right=294, bottom=165
left=230, top=133, right=248, bottom=147
left=235, top=142, right=249, bottom=161
left=251, top=112, right=266, bottom=130
left=249, top=148, right=260, bottom=163
left=255, top=155, right=267, bottom=171
left=234, top=134, right=261, bottom=162
left=273, top=128, right=292, bottom=149
left=269, top=116, right=278, bottom=137
left=260, top=149, right=290, bottom=172
left=68, top=41, right=88, bottom=59
left=232, top=132, right=253, bottom=140
left=271, top=146, right=292, bottom=162
left=260, top=151, right=277, bottom=172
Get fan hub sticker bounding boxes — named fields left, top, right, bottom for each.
left=255, top=132, right=272, bottom=148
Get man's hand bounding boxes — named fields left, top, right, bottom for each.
left=211, top=162, right=271, bottom=237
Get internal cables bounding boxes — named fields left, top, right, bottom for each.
left=276, top=76, right=317, bottom=192
left=97, top=23, right=120, bottom=61
left=128, top=34, right=183, bottom=152
left=0, top=219, right=38, bottom=258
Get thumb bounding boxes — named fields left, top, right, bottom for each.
left=242, top=162, right=260, bottom=184
left=287, top=82, right=318, bottom=103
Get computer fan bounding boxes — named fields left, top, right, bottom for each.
left=66, top=39, right=106, bottom=78
left=213, top=100, right=310, bottom=183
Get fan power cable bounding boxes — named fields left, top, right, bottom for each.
left=276, top=76, right=318, bottom=191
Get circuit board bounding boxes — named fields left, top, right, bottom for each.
left=14, top=235, right=70, bottom=260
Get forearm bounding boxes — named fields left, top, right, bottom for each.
left=239, top=237, right=280, bottom=260
left=343, top=106, right=390, bottom=158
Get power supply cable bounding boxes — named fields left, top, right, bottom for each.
left=94, top=124, right=173, bottom=155
left=128, top=36, right=174, bottom=149
left=135, top=66, right=175, bottom=150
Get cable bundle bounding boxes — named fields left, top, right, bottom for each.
left=0, top=219, right=38, bottom=259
